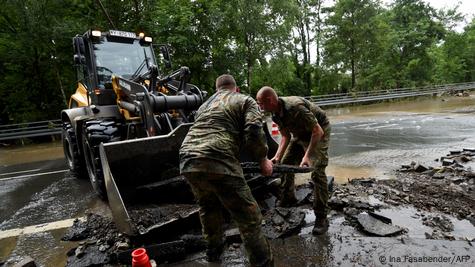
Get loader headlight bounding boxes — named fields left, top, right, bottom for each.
left=144, top=36, right=152, bottom=43
left=92, top=30, right=102, bottom=37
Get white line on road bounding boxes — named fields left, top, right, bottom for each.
left=0, top=169, right=69, bottom=181
left=0, top=168, right=41, bottom=176
left=0, top=217, right=86, bottom=240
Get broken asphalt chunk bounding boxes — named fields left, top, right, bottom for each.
left=356, top=213, right=404, bottom=237
left=442, top=159, right=454, bottom=166
left=12, top=256, right=37, bottom=267
left=414, top=164, right=428, bottom=173
left=262, top=207, right=305, bottom=239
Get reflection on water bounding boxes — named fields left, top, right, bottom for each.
left=1, top=229, right=78, bottom=267
left=325, top=94, right=475, bottom=181
left=327, top=94, right=475, bottom=119
left=377, top=206, right=475, bottom=240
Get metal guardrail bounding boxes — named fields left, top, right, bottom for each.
left=0, top=119, right=62, bottom=141
left=307, top=82, right=475, bottom=106
left=1, top=82, right=474, bottom=142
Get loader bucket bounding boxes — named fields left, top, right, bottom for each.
left=99, top=123, right=195, bottom=235
left=98, top=122, right=281, bottom=237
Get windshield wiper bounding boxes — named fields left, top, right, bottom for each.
left=131, top=49, right=150, bottom=80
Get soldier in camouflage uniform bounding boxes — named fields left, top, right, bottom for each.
left=180, top=74, right=274, bottom=266
left=256, top=86, right=331, bottom=235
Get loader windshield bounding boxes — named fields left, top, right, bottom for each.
left=93, top=37, right=155, bottom=86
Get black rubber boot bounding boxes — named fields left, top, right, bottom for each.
left=312, top=217, right=329, bottom=235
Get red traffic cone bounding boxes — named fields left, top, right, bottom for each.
left=271, top=122, right=279, bottom=136
left=132, top=248, right=152, bottom=267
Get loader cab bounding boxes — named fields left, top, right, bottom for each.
left=73, top=30, right=158, bottom=106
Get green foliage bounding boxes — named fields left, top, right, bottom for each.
left=0, top=0, right=472, bottom=124
left=381, top=0, right=446, bottom=87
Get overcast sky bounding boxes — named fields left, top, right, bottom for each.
left=422, top=0, right=474, bottom=17
left=386, top=0, right=475, bottom=19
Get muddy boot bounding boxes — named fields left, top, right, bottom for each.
left=206, top=243, right=225, bottom=262
left=312, top=217, right=329, bottom=235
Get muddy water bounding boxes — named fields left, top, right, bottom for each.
left=2, top=229, right=79, bottom=267
left=326, top=95, right=475, bottom=183
left=0, top=141, right=64, bottom=166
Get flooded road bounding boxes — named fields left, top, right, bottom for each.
left=1, top=94, right=475, bottom=266
left=327, top=95, right=475, bottom=183
left=0, top=143, right=108, bottom=266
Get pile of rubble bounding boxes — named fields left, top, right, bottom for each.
left=441, top=89, right=471, bottom=97
left=61, top=149, right=475, bottom=265
left=63, top=200, right=308, bottom=266
left=391, top=148, right=475, bottom=221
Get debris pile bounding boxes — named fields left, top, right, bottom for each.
left=61, top=148, right=475, bottom=264
left=63, top=200, right=310, bottom=265
left=323, top=149, right=475, bottom=241
left=63, top=213, right=129, bottom=266
left=441, top=89, right=470, bottom=97
left=391, top=148, right=475, bottom=222
left=262, top=207, right=306, bottom=239
left=422, top=215, right=456, bottom=240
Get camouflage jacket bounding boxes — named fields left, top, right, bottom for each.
left=272, top=96, right=329, bottom=142
left=180, top=89, right=268, bottom=177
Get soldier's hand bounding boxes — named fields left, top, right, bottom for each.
left=260, top=158, right=273, bottom=176
left=300, top=156, right=312, bottom=168
left=270, top=156, right=280, bottom=164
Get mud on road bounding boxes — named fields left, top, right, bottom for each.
left=60, top=148, right=474, bottom=266
left=5, top=148, right=473, bottom=266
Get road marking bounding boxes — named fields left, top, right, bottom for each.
left=0, top=168, right=41, bottom=176
left=0, top=217, right=86, bottom=240
left=0, top=169, right=69, bottom=181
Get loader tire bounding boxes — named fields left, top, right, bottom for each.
left=62, top=122, right=86, bottom=178
left=82, top=120, right=120, bottom=199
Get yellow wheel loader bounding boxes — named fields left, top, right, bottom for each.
left=61, top=30, right=209, bottom=233
left=61, top=30, right=317, bottom=240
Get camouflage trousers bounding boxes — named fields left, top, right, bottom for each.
left=280, top=124, right=331, bottom=217
left=183, top=172, right=272, bottom=266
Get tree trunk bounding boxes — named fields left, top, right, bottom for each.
left=298, top=20, right=309, bottom=93
left=245, top=32, right=253, bottom=95
left=305, top=18, right=311, bottom=95
left=315, top=0, right=322, bottom=90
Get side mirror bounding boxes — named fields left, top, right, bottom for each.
left=73, top=54, right=86, bottom=65
left=160, top=45, right=172, bottom=69
left=73, top=36, right=85, bottom=55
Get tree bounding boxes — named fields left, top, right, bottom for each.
left=323, top=0, right=384, bottom=91
left=383, top=0, right=445, bottom=87
left=0, top=0, right=82, bottom=122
